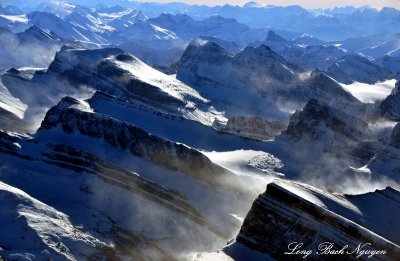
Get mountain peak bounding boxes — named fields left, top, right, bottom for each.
left=22, top=25, right=57, bottom=40
left=179, top=39, right=230, bottom=64
left=266, top=30, right=287, bottom=42
left=237, top=44, right=287, bottom=64
left=283, top=98, right=368, bottom=142
left=155, top=12, right=193, bottom=24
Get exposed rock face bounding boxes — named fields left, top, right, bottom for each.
left=381, top=81, right=400, bottom=121
left=270, top=99, right=378, bottom=186
left=368, top=123, right=400, bottom=182
left=283, top=99, right=368, bottom=143
left=390, top=123, right=400, bottom=148
left=216, top=116, right=286, bottom=140
left=47, top=46, right=122, bottom=76
left=0, top=131, right=31, bottom=158
left=179, top=40, right=232, bottom=66
left=39, top=97, right=230, bottom=187
left=177, top=42, right=298, bottom=91
left=236, top=180, right=400, bottom=260
left=265, top=30, right=287, bottom=42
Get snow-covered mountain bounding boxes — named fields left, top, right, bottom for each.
left=107, top=9, right=146, bottom=31
left=258, top=30, right=394, bottom=84
left=0, top=12, right=29, bottom=32
left=238, top=91, right=400, bottom=195
left=326, top=55, right=392, bottom=84
left=125, top=3, right=399, bottom=40
left=229, top=180, right=400, bottom=260
left=46, top=46, right=223, bottom=126
left=214, top=116, right=286, bottom=141
left=0, top=95, right=266, bottom=259
left=263, top=99, right=374, bottom=187
left=0, top=44, right=282, bottom=256
left=0, top=5, right=23, bottom=15
left=176, top=40, right=361, bottom=122
left=113, top=16, right=185, bottom=66
left=3, top=0, right=400, bottom=40
left=149, top=13, right=267, bottom=46
left=1, top=7, right=268, bottom=66
left=338, top=33, right=400, bottom=58
left=292, top=33, right=324, bottom=45
left=34, top=0, right=76, bottom=18
left=2, top=3, right=398, bottom=71
left=0, top=45, right=229, bottom=133
left=1, top=2, right=400, bottom=260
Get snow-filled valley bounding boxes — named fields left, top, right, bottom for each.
left=0, top=1, right=400, bottom=261
left=341, top=79, right=398, bottom=103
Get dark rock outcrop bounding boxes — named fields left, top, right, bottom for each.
left=236, top=180, right=400, bottom=260
left=283, top=99, right=368, bottom=143
left=216, top=116, right=286, bottom=140
left=39, top=97, right=231, bottom=187
left=381, top=81, right=400, bottom=121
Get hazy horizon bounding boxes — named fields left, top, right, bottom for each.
left=137, top=0, right=400, bottom=9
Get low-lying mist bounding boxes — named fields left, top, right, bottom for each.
left=0, top=30, right=62, bottom=70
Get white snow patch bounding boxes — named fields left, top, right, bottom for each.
left=203, top=150, right=264, bottom=173
left=195, top=251, right=234, bottom=260
left=108, top=56, right=208, bottom=104
left=69, top=99, right=94, bottom=113
left=341, top=79, right=397, bottom=103
left=247, top=153, right=284, bottom=173
left=0, top=81, right=27, bottom=119
left=229, top=213, right=244, bottom=223
left=202, top=150, right=278, bottom=182
left=275, top=180, right=363, bottom=215
left=18, top=67, right=47, bottom=72
left=0, top=14, right=28, bottom=23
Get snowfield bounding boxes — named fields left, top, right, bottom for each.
left=341, top=79, right=397, bottom=103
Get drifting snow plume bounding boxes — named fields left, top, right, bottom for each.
left=193, top=38, right=209, bottom=46
left=297, top=70, right=312, bottom=81
left=0, top=26, right=62, bottom=70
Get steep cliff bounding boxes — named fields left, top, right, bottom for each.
left=235, top=180, right=400, bottom=260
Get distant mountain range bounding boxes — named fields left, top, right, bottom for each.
left=0, top=1, right=399, bottom=260
left=1, top=1, right=399, bottom=76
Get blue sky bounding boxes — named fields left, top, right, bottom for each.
left=139, top=0, right=400, bottom=9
